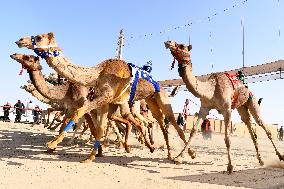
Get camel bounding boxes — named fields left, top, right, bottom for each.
left=20, top=83, right=64, bottom=127
left=11, top=53, right=99, bottom=147
left=11, top=53, right=160, bottom=157
left=21, top=82, right=95, bottom=145
left=15, top=32, right=186, bottom=161
left=164, top=40, right=284, bottom=173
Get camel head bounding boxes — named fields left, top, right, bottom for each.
left=10, top=53, right=42, bottom=71
left=15, top=32, right=57, bottom=50
left=20, top=83, right=35, bottom=92
left=164, top=40, right=192, bottom=69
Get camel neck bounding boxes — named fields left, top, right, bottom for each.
left=30, top=89, right=51, bottom=104
left=28, top=70, right=69, bottom=101
left=45, top=56, right=104, bottom=86
left=179, top=65, right=212, bottom=99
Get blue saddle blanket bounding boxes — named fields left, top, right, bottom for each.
left=128, top=63, right=160, bottom=105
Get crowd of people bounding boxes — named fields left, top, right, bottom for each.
left=1, top=100, right=42, bottom=123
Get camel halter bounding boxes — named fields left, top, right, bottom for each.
left=31, top=36, right=61, bottom=58
left=18, top=61, right=41, bottom=75
left=170, top=45, right=191, bottom=69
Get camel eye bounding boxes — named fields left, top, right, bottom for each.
left=23, top=56, right=29, bottom=61
left=36, top=36, right=42, bottom=41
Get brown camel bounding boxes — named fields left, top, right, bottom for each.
left=21, top=82, right=96, bottom=144
left=10, top=53, right=160, bottom=157
left=20, top=82, right=64, bottom=127
left=15, top=32, right=186, bottom=161
left=164, top=40, right=284, bottom=173
left=11, top=53, right=99, bottom=146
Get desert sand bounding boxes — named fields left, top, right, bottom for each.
left=0, top=121, right=284, bottom=189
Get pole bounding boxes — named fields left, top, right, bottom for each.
left=115, top=29, right=124, bottom=60
left=241, top=18, right=245, bottom=71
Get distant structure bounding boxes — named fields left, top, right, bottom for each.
left=160, top=59, right=284, bottom=90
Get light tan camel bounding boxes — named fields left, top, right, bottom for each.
left=15, top=32, right=186, bottom=161
left=20, top=82, right=66, bottom=126
left=11, top=53, right=161, bottom=157
left=165, top=40, right=284, bottom=173
left=11, top=54, right=99, bottom=148
left=21, top=82, right=94, bottom=144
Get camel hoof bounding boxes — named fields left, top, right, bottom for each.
left=227, top=164, right=234, bottom=174
left=167, top=154, right=173, bottom=161
left=173, top=157, right=182, bottom=165
left=278, top=154, right=284, bottom=161
left=188, top=148, right=196, bottom=159
left=259, top=160, right=264, bottom=166
left=117, top=142, right=124, bottom=149
left=124, top=144, right=131, bottom=153
left=150, top=147, right=155, bottom=153
left=80, top=158, right=93, bottom=163
left=95, top=153, right=103, bottom=157
left=80, top=152, right=96, bottom=163
left=47, top=140, right=58, bottom=150
left=45, top=148, right=56, bottom=153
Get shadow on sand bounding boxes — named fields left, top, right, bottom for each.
left=165, top=167, right=284, bottom=189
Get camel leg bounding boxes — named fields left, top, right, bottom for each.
left=84, top=112, right=97, bottom=139
left=78, top=121, right=89, bottom=139
left=48, top=86, right=114, bottom=150
left=154, top=91, right=186, bottom=144
left=47, top=113, right=59, bottom=129
left=103, top=121, right=112, bottom=145
left=119, top=103, right=155, bottom=153
left=148, top=123, right=154, bottom=145
left=248, top=98, right=284, bottom=161
left=51, top=115, right=67, bottom=132
left=108, top=120, right=124, bottom=149
left=223, top=110, right=233, bottom=174
left=67, top=117, right=84, bottom=145
left=44, top=108, right=54, bottom=128
left=81, top=104, right=109, bottom=163
left=112, top=115, right=131, bottom=152
left=104, top=104, right=124, bottom=149
left=31, top=112, right=43, bottom=127
left=237, top=105, right=264, bottom=166
left=146, top=98, right=172, bottom=160
left=174, top=106, right=209, bottom=162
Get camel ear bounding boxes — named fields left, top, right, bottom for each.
left=48, top=32, right=54, bottom=40
left=34, top=56, right=40, bottom=62
left=188, top=45, right=192, bottom=51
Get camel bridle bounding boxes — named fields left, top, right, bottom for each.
left=31, top=36, right=61, bottom=58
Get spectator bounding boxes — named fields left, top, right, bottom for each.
left=182, top=99, right=190, bottom=120
left=26, top=100, right=35, bottom=120
left=258, top=98, right=263, bottom=105
left=3, top=102, right=11, bottom=122
left=201, top=119, right=212, bottom=140
left=279, top=126, right=283, bottom=141
left=14, top=100, right=24, bottom=123
left=177, top=113, right=184, bottom=129
left=32, top=105, right=41, bottom=124
left=164, top=117, right=170, bottom=130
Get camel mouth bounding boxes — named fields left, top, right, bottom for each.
left=10, top=54, right=18, bottom=60
left=164, top=42, right=170, bottom=49
left=15, top=41, right=24, bottom=48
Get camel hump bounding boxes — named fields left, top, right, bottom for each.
left=102, top=59, right=131, bottom=78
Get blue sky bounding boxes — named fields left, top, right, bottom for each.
left=0, top=0, right=283, bottom=126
